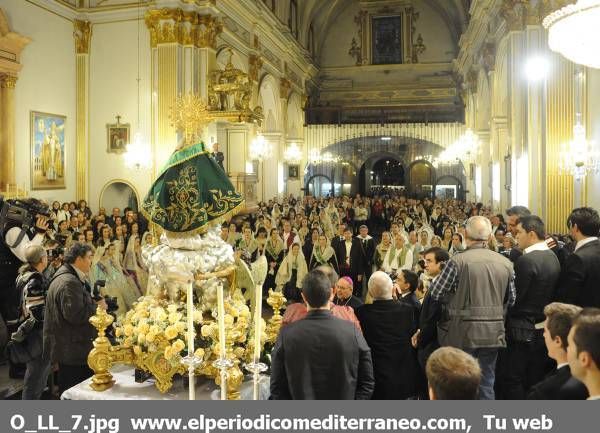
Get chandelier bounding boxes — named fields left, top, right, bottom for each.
left=283, top=141, right=302, bottom=163
left=434, top=129, right=479, bottom=166
left=558, top=122, right=600, bottom=181
left=543, top=0, right=600, bottom=69
left=124, top=0, right=151, bottom=170
left=124, top=132, right=152, bottom=170
left=249, top=133, right=272, bottom=161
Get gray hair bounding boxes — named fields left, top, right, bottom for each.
left=465, top=216, right=492, bottom=241
left=24, top=245, right=46, bottom=265
left=368, top=271, right=393, bottom=300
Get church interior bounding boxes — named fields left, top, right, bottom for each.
left=1, top=0, right=600, bottom=401
left=1, top=0, right=599, bottom=229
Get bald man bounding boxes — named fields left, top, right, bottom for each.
left=355, top=271, right=419, bottom=399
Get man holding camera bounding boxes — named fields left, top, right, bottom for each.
left=0, top=197, right=49, bottom=377
left=43, top=242, right=107, bottom=395
left=10, top=245, right=52, bottom=399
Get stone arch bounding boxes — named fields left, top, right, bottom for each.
left=435, top=175, right=465, bottom=200
left=258, top=74, right=282, bottom=132
left=286, top=92, right=303, bottom=139
left=99, top=179, right=140, bottom=212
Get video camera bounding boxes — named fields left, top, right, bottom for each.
left=92, top=280, right=119, bottom=315
left=0, top=195, right=51, bottom=246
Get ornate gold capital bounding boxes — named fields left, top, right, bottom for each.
left=501, top=0, right=528, bottom=31
left=0, top=74, right=17, bottom=89
left=248, top=54, right=263, bottom=82
left=73, top=19, right=92, bottom=54
left=145, top=8, right=221, bottom=48
left=280, top=78, right=291, bottom=99
left=481, top=42, right=496, bottom=73
left=466, top=68, right=478, bottom=94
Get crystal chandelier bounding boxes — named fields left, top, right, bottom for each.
left=434, top=129, right=479, bottom=166
left=124, top=132, right=152, bottom=170
left=308, top=148, right=322, bottom=164
left=543, top=0, right=600, bottom=69
left=283, top=141, right=302, bottom=163
left=249, top=133, right=272, bottom=161
left=558, top=122, right=600, bottom=181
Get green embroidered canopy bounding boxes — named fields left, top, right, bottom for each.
left=141, top=142, right=244, bottom=235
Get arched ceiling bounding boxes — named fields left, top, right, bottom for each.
left=300, top=0, right=470, bottom=53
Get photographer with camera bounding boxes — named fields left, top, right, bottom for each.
left=6, top=245, right=52, bottom=399
left=43, top=242, right=107, bottom=395
left=43, top=239, right=64, bottom=280
left=0, top=196, right=49, bottom=377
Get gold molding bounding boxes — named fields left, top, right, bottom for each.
left=280, top=77, right=291, bottom=99
left=0, top=74, right=17, bottom=88
left=144, top=8, right=222, bottom=48
left=248, top=53, right=263, bottom=82
left=73, top=19, right=92, bottom=54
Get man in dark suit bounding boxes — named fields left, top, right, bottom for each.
left=497, top=215, right=562, bottom=399
left=270, top=269, right=374, bottom=400
left=557, top=207, right=600, bottom=308
left=527, top=302, right=588, bottom=399
left=356, top=224, right=375, bottom=277
left=330, top=223, right=346, bottom=256
left=334, top=227, right=366, bottom=297
left=356, top=271, right=418, bottom=399
left=395, top=269, right=421, bottom=327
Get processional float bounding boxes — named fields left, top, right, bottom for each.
left=86, top=89, right=285, bottom=400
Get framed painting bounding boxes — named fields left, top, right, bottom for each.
left=106, top=123, right=130, bottom=153
left=288, top=164, right=299, bottom=180
left=30, top=111, right=66, bottom=190
left=371, top=15, right=403, bottom=65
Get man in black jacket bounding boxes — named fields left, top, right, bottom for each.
left=527, top=302, right=588, bottom=400
left=557, top=207, right=600, bottom=308
left=356, top=271, right=418, bottom=399
left=497, top=215, right=561, bottom=399
left=335, top=227, right=366, bottom=297
left=14, top=245, right=50, bottom=399
left=43, top=242, right=106, bottom=395
left=270, top=269, right=374, bottom=399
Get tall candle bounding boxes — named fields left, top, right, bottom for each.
left=253, top=284, right=262, bottom=362
left=186, top=281, right=195, bottom=400
left=216, top=281, right=227, bottom=400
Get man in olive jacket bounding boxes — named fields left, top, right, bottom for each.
left=43, top=243, right=106, bottom=395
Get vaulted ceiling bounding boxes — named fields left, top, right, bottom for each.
left=299, top=0, right=471, bottom=52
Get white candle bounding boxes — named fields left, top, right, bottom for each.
left=253, top=284, right=262, bottom=362
left=186, top=281, right=195, bottom=401
left=216, top=281, right=227, bottom=400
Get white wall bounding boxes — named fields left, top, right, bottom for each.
left=320, top=2, right=360, bottom=67
left=88, top=19, right=152, bottom=213
left=3, top=0, right=76, bottom=204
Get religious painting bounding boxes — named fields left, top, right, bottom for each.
left=30, top=111, right=66, bottom=190
left=371, top=16, right=403, bottom=65
left=106, top=123, right=130, bottom=153
left=288, top=164, right=299, bottom=180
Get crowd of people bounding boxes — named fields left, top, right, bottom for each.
left=1, top=193, right=599, bottom=401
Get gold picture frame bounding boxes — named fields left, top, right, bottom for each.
left=30, top=111, right=66, bottom=190
left=106, top=122, right=130, bottom=153
left=288, top=164, right=299, bottom=180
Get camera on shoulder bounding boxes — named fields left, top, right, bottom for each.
left=0, top=195, right=50, bottom=239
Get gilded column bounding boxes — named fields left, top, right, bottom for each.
left=0, top=75, right=17, bottom=191
left=546, top=54, right=575, bottom=233
left=146, top=9, right=222, bottom=174
left=74, top=20, right=92, bottom=201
